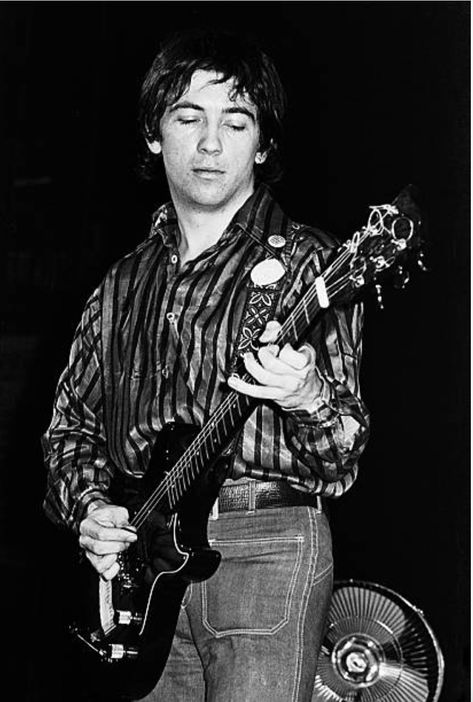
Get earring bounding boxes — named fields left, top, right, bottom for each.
left=255, top=153, right=265, bottom=164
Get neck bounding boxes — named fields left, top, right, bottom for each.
left=172, top=188, right=254, bottom=265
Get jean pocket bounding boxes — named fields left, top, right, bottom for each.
left=201, top=534, right=303, bottom=637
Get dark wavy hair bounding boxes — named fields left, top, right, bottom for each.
left=138, top=29, right=286, bottom=183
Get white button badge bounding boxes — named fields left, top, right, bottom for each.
left=250, top=258, right=286, bottom=286
left=268, top=235, right=286, bottom=249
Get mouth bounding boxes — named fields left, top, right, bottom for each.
left=192, top=167, right=225, bottom=178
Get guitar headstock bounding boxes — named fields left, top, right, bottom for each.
left=327, top=185, right=425, bottom=307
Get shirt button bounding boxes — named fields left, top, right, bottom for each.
left=170, top=254, right=178, bottom=264
left=162, top=366, right=169, bottom=378
left=166, top=312, right=175, bottom=323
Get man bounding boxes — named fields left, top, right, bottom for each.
left=43, top=30, right=369, bottom=702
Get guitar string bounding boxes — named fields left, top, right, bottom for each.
left=129, top=233, right=373, bottom=528
left=132, top=214, right=392, bottom=520
left=129, top=258, right=361, bottom=529
left=131, top=219, right=401, bottom=528
left=130, top=238, right=374, bottom=529
left=131, top=281, right=350, bottom=527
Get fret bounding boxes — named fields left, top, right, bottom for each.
left=181, top=468, right=190, bottom=491
left=200, top=436, right=211, bottom=462
left=187, top=457, right=197, bottom=482
left=168, top=489, right=177, bottom=512
left=290, top=315, right=297, bottom=342
left=228, top=399, right=238, bottom=424
left=302, top=298, right=311, bottom=326
left=214, top=421, right=223, bottom=445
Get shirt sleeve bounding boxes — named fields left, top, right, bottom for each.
left=280, top=231, right=370, bottom=491
left=42, top=289, right=113, bottom=532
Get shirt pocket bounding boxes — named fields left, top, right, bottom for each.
left=201, top=534, right=303, bottom=637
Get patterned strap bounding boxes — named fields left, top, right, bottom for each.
left=219, top=229, right=294, bottom=465
left=229, top=230, right=293, bottom=372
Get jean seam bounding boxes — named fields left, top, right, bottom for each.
left=201, top=535, right=304, bottom=637
left=291, top=506, right=318, bottom=702
left=312, top=561, right=333, bottom=585
left=181, top=581, right=193, bottom=610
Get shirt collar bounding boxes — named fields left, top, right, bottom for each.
left=149, top=182, right=278, bottom=249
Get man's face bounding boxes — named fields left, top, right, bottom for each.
left=148, top=70, right=265, bottom=213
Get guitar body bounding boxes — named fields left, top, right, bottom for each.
left=71, top=423, right=227, bottom=700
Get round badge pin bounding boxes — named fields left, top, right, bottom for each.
left=268, top=235, right=286, bottom=249
left=250, top=258, right=286, bottom=286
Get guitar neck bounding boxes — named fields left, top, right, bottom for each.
left=130, top=275, right=329, bottom=528
left=130, top=188, right=422, bottom=529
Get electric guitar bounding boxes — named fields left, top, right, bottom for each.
left=70, top=186, right=424, bottom=700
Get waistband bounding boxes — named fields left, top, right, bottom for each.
left=210, top=479, right=323, bottom=519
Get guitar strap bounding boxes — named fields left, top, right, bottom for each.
left=229, top=226, right=294, bottom=371
left=222, top=223, right=296, bottom=462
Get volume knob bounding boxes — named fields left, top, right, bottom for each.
left=115, top=610, right=144, bottom=627
left=107, top=643, right=139, bottom=661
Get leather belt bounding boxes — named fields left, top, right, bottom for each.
left=212, top=479, right=323, bottom=516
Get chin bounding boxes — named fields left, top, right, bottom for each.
left=188, top=186, right=231, bottom=209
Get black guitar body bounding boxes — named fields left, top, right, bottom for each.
left=71, top=423, right=227, bottom=701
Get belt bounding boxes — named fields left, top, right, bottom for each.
left=211, top=479, right=323, bottom=518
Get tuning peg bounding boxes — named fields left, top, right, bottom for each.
left=417, top=251, right=428, bottom=272
left=351, top=274, right=365, bottom=289
left=393, top=264, right=410, bottom=290
left=375, top=283, right=384, bottom=310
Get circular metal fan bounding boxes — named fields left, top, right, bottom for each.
left=313, top=580, right=444, bottom=702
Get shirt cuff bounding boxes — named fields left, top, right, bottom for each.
left=73, top=488, right=111, bottom=531
left=287, top=374, right=341, bottom=428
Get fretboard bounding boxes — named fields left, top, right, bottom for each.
left=130, top=272, right=331, bottom=530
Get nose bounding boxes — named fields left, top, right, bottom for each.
left=197, top=122, right=222, bottom=155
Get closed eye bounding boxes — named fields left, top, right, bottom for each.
left=224, top=122, right=247, bottom=132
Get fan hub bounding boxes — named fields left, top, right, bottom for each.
left=332, top=634, right=382, bottom=686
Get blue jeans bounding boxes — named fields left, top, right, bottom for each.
left=136, top=503, right=333, bottom=702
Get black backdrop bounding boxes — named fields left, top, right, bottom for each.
left=0, top=3, right=469, bottom=701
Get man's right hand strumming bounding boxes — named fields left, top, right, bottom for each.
left=78, top=501, right=137, bottom=581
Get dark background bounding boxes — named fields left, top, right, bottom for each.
left=0, top=2, right=469, bottom=701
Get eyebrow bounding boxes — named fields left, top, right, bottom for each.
left=170, top=101, right=256, bottom=122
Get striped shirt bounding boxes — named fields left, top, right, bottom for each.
left=42, top=184, right=370, bottom=531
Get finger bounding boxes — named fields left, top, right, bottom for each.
left=243, top=352, right=300, bottom=391
left=101, top=560, right=121, bottom=581
left=279, top=343, right=314, bottom=370
left=90, top=505, right=131, bottom=528
left=257, top=346, right=298, bottom=375
left=86, top=551, right=118, bottom=574
left=79, top=534, right=134, bottom=556
left=87, top=553, right=121, bottom=581
left=258, top=320, right=282, bottom=344
left=227, top=373, right=285, bottom=401
left=80, top=520, right=137, bottom=543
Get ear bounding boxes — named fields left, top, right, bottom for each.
left=254, top=151, right=267, bottom=165
left=147, top=140, right=162, bottom=155
left=256, top=138, right=276, bottom=165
